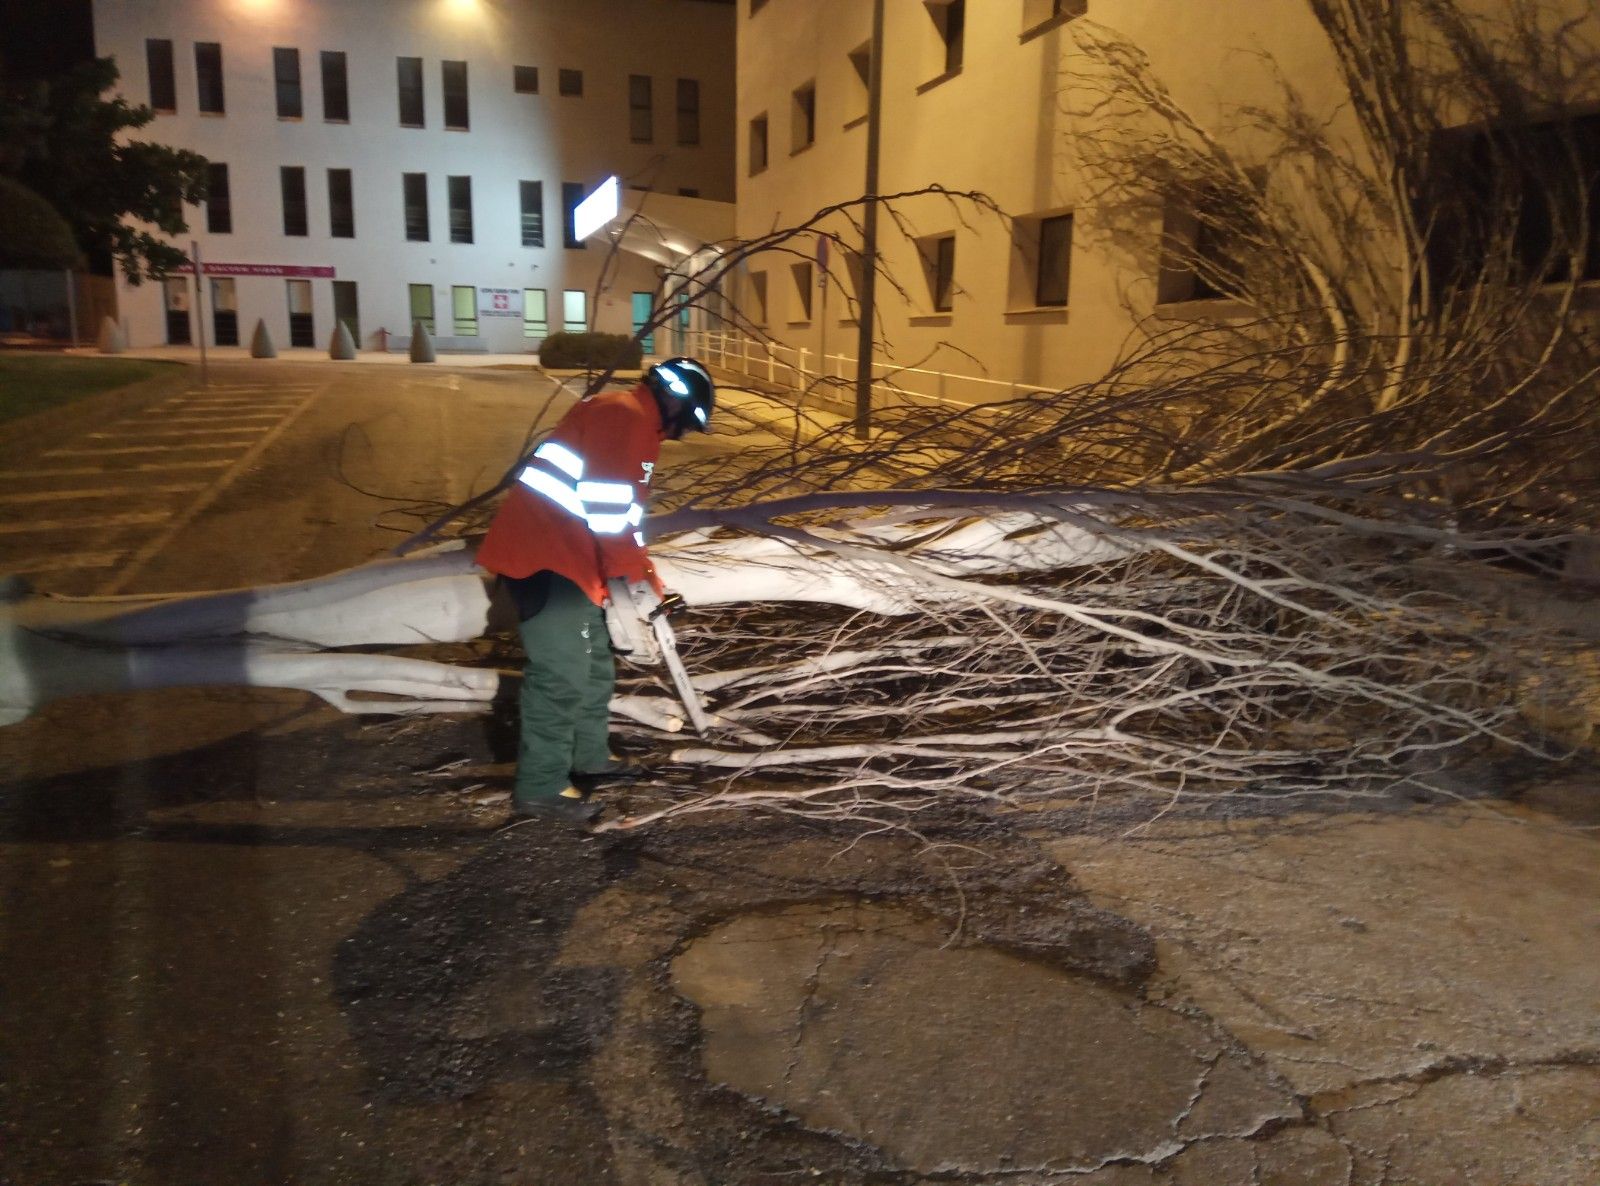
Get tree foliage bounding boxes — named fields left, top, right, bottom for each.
left=0, top=176, right=81, bottom=269
left=0, top=56, right=208, bottom=282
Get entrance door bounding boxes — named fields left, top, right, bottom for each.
left=333, top=280, right=359, bottom=345
left=210, top=277, right=238, bottom=346
left=164, top=277, right=192, bottom=344
left=408, top=283, right=435, bottom=336
left=452, top=285, right=477, bottom=336
left=286, top=279, right=314, bottom=347
left=631, top=291, right=653, bottom=354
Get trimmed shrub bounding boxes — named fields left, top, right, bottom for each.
left=538, top=331, right=643, bottom=370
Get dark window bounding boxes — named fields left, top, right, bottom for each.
left=562, top=181, right=586, bottom=249
left=281, top=166, right=308, bottom=236
left=195, top=42, right=225, bottom=114
left=749, top=114, right=768, bottom=175
left=205, top=162, right=232, bottom=234
left=1036, top=214, right=1072, bottom=306
left=334, top=280, right=360, bottom=344
left=676, top=78, right=700, bottom=146
left=321, top=51, right=349, bottom=121
left=146, top=39, right=176, bottom=112
left=448, top=175, right=473, bottom=244
left=558, top=68, right=582, bottom=97
left=274, top=47, right=302, bottom=118
left=442, top=60, right=469, bottom=130
left=932, top=0, right=965, bottom=74
left=397, top=56, right=424, bottom=126
left=514, top=64, right=539, bottom=94
left=328, top=168, right=355, bottom=238
left=520, top=180, right=544, bottom=247
left=929, top=235, right=955, bottom=311
left=403, top=172, right=429, bottom=241
left=287, top=279, right=314, bottom=347
left=792, top=82, right=815, bottom=152
left=629, top=74, right=652, bottom=143
left=679, top=187, right=700, bottom=198
left=750, top=0, right=767, bottom=12
left=1158, top=190, right=1242, bottom=303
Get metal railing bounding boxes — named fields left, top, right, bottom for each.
left=685, top=328, right=1048, bottom=412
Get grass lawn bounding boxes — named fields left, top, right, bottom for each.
left=0, top=353, right=182, bottom=426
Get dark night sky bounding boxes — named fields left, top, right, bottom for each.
left=0, top=0, right=95, bottom=82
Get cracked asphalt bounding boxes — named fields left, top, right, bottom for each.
left=2, top=361, right=1597, bottom=1184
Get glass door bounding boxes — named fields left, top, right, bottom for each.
left=631, top=291, right=654, bottom=354
left=164, top=277, right=192, bottom=344
left=210, top=277, right=238, bottom=346
left=333, top=280, right=359, bottom=345
left=408, top=283, right=435, bottom=335
left=286, top=278, right=314, bottom=347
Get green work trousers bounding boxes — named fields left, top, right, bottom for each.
left=513, top=573, right=615, bottom=805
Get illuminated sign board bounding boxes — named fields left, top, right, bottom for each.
left=573, top=175, right=621, bottom=241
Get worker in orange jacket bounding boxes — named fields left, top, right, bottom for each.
left=477, top=358, right=715, bottom=824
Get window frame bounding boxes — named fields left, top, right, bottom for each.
left=280, top=165, right=309, bottom=237
left=402, top=172, right=430, bottom=242
left=562, top=289, right=588, bottom=333
left=273, top=47, right=303, bottom=120
left=629, top=74, right=653, bottom=144
left=523, top=287, right=549, bottom=339
left=676, top=78, right=700, bottom=146
left=792, top=81, right=816, bottom=154
left=520, top=180, right=545, bottom=248
left=447, top=175, right=474, bottom=245
left=397, top=56, right=425, bottom=127
left=514, top=64, right=540, bottom=95
left=1034, top=213, right=1072, bottom=307
left=205, top=162, right=232, bottom=234
left=195, top=41, right=225, bottom=115
left=321, top=51, right=350, bottom=122
left=328, top=168, right=355, bottom=239
left=558, top=68, right=583, bottom=97
left=749, top=113, right=769, bottom=176
left=146, top=39, right=176, bottom=113
left=442, top=60, right=469, bottom=131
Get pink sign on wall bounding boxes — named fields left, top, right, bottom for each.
left=172, top=263, right=337, bottom=278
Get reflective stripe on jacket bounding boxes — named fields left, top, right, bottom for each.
left=476, top=384, right=664, bottom=606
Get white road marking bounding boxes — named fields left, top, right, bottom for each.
left=138, top=414, right=286, bottom=426
left=0, top=511, right=171, bottom=535
left=0, top=550, right=126, bottom=572
left=88, top=426, right=273, bottom=439
left=47, top=441, right=258, bottom=457
left=0, top=461, right=234, bottom=478
left=0, top=484, right=206, bottom=504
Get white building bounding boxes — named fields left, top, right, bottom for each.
left=92, top=0, right=737, bottom=354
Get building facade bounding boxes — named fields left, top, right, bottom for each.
left=93, top=0, right=736, bottom=354
left=734, top=0, right=1600, bottom=404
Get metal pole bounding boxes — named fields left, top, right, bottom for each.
left=64, top=269, right=79, bottom=347
left=852, top=0, right=886, bottom=440
left=817, top=234, right=829, bottom=403
left=191, top=240, right=209, bottom=388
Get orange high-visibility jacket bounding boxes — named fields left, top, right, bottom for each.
left=476, top=384, right=665, bottom=606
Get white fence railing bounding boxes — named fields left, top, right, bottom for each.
left=685, top=328, right=1049, bottom=411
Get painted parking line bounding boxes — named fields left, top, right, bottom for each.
left=88, top=425, right=276, bottom=439
left=137, top=414, right=287, bottom=426
left=0, top=461, right=235, bottom=479
left=0, top=550, right=126, bottom=573
left=0, top=511, right=171, bottom=535
left=47, top=441, right=259, bottom=457
left=0, top=484, right=206, bottom=505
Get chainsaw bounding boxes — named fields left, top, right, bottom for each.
left=603, top=578, right=712, bottom=736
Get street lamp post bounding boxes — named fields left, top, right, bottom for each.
left=852, top=0, right=885, bottom=440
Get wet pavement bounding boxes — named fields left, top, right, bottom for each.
left=2, top=362, right=1598, bottom=1184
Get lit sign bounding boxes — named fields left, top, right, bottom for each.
left=573, top=175, right=621, bottom=242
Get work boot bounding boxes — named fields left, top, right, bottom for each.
left=570, top=763, right=649, bottom=793
left=510, top=787, right=602, bottom=826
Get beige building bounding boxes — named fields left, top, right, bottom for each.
left=93, top=0, right=737, bottom=355
left=731, top=0, right=1600, bottom=406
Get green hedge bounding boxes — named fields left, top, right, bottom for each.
left=538, top=331, right=643, bottom=370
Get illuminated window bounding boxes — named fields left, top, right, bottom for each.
left=281, top=166, right=308, bottom=236
left=409, top=283, right=435, bottom=335
left=676, top=78, right=699, bottom=146
left=629, top=74, right=653, bottom=143
left=520, top=180, right=544, bottom=247
left=321, top=51, right=349, bottom=121
left=146, top=39, right=175, bottom=112
left=448, top=176, right=473, bottom=244
left=205, top=163, right=231, bottom=234
left=274, top=47, right=302, bottom=119
left=286, top=279, right=314, bottom=347
left=563, top=289, right=588, bottom=333
left=442, top=60, right=469, bottom=130
left=452, top=285, right=477, bottom=336
left=524, top=288, right=549, bottom=338
left=195, top=42, right=225, bottom=114
left=397, top=57, right=424, bottom=126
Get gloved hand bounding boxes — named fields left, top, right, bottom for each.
left=650, top=591, right=687, bottom=621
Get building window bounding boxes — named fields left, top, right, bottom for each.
left=403, top=172, right=429, bottom=241
left=676, top=78, right=700, bottom=146
left=1023, top=0, right=1087, bottom=35
left=921, top=233, right=955, bottom=311
left=397, top=56, right=424, bottom=127
left=514, top=65, right=539, bottom=94
left=523, top=288, right=549, bottom=338
left=146, top=39, right=176, bottom=112
left=558, top=68, right=583, bottom=97
left=520, top=180, right=544, bottom=247
left=629, top=74, right=653, bottom=144
left=926, top=0, right=965, bottom=76
left=1035, top=214, right=1072, bottom=306
left=679, top=187, right=700, bottom=198
left=452, top=285, right=477, bottom=336
left=204, top=163, right=232, bottom=234
left=333, top=280, right=360, bottom=344
left=562, top=181, right=586, bottom=249
left=748, top=271, right=769, bottom=325
left=750, top=0, right=767, bottom=12
left=562, top=289, right=588, bottom=333
left=321, top=51, right=349, bottom=121
left=195, top=42, right=225, bottom=114
left=210, top=276, right=238, bottom=345
left=274, top=47, right=302, bottom=119
left=409, top=283, right=435, bottom=335
left=286, top=278, right=314, bottom=348
left=328, top=168, right=355, bottom=238
left=163, top=276, right=191, bottom=345
left=1158, top=190, right=1241, bottom=303
left=847, top=40, right=872, bottom=124
left=792, top=81, right=816, bottom=153
left=448, top=175, right=473, bottom=244
left=442, top=60, right=469, bottom=130
left=790, top=261, right=814, bottom=322
left=749, top=113, right=769, bottom=176
left=281, top=166, right=308, bottom=236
